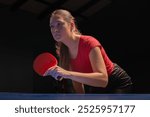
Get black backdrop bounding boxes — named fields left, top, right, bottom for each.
left=0, top=0, right=149, bottom=93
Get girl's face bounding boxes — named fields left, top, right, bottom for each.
left=50, top=15, right=72, bottom=42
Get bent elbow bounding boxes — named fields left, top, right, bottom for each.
left=94, top=73, right=108, bottom=88
left=100, top=74, right=108, bottom=88
left=102, top=79, right=108, bottom=88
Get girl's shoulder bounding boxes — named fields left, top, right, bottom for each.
left=80, top=35, right=101, bottom=45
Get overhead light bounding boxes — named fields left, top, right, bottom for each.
left=20, top=0, right=48, bottom=15
left=81, top=0, right=111, bottom=17
left=0, top=0, right=17, bottom=5
left=61, top=0, right=91, bottom=11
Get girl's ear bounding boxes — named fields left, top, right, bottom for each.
left=70, top=21, right=75, bottom=32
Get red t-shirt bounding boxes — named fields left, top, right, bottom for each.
left=70, top=35, right=114, bottom=76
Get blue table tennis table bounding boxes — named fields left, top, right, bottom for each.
left=0, top=92, right=150, bottom=100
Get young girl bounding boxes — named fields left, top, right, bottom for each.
left=44, top=9, right=132, bottom=94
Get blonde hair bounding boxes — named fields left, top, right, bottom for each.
left=50, top=9, right=81, bottom=70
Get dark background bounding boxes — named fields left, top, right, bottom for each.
left=0, top=0, right=149, bottom=93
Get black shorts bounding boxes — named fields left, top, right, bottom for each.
left=84, top=63, right=133, bottom=94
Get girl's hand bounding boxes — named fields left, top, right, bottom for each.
left=43, top=66, right=71, bottom=80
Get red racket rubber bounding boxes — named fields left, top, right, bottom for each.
left=33, top=52, right=63, bottom=81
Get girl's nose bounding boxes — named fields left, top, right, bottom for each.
left=53, top=28, right=58, bottom=32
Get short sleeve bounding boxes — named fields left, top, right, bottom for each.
left=85, top=36, right=101, bottom=50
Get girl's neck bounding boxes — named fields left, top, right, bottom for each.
left=61, top=34, right=81, bottom=59
left=63, top=34, right=81, bottom=50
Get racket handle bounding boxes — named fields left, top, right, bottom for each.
left=57, top=76, right=63, bottom=81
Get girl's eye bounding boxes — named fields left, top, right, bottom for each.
left=50, top=24, right=54, bottom=29
left=49, top=21, right=64, bottom=31
left=57, top=22, right=61, bottom=27
left=57, top=22, right=63, bottom=27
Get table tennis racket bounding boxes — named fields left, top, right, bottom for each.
left=33, top=52, right=63, bottom=81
